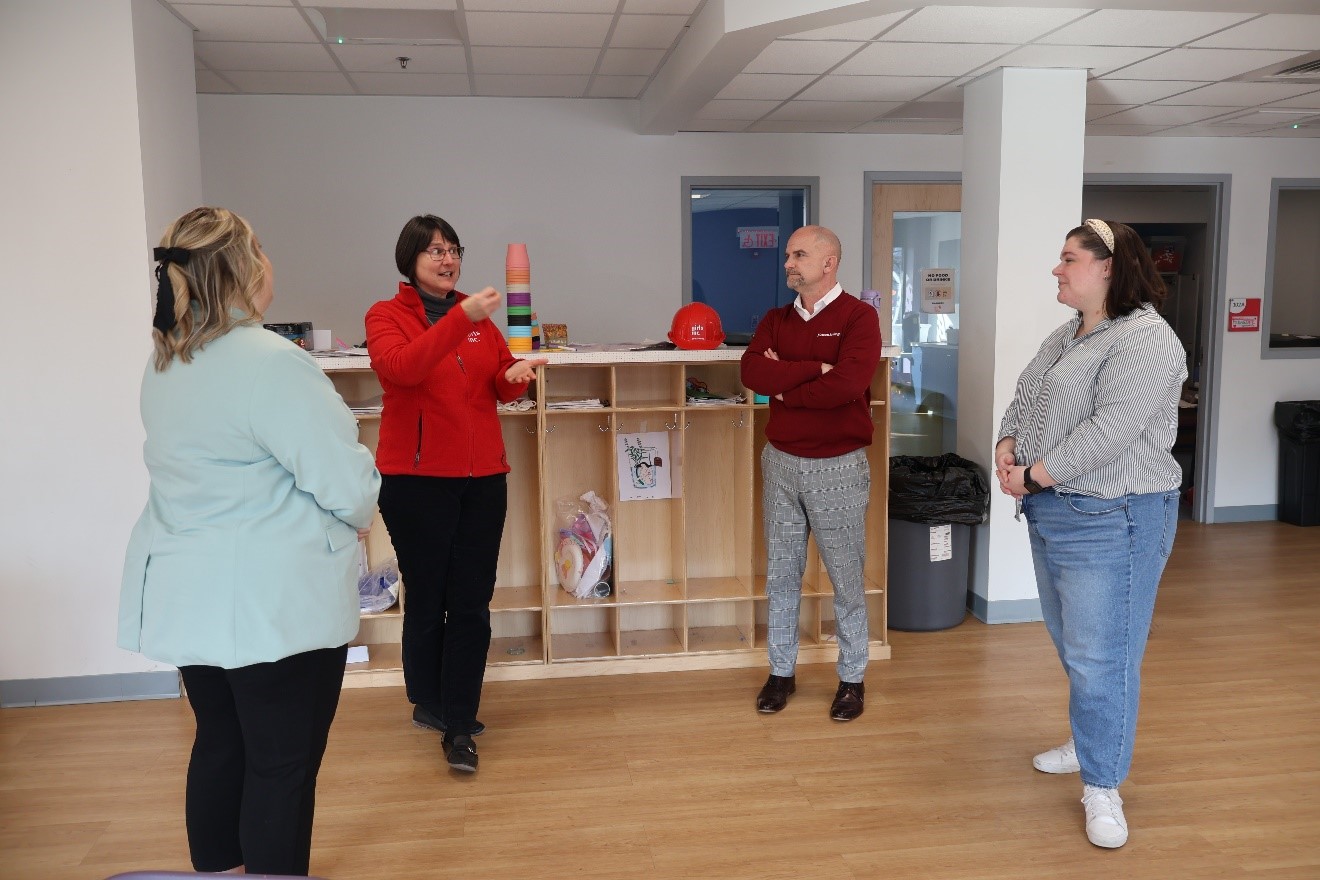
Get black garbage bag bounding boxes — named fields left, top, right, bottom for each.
left=889, top=454, right=990, bottom=525
left=1275, top=401, right=1320, bottom=442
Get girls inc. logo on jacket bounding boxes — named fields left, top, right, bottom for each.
left=466, top=330, right=482, bottom=343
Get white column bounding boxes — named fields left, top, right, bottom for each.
left=957, top=67, right=1087, bottom=621
left=0, top=0, right=200, bottom=690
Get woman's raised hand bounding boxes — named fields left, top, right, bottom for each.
left=506, top=357, right=549, bottom=384
left=461, top=286, right=502, bottom=322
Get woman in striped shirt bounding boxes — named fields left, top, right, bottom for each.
left=995, top=219, right=1188, bottom=850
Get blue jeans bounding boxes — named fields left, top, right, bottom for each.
left=1022, top=488, right=1179, bottom=789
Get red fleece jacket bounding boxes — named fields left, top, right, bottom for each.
left=740, top=292, right=882, bottom=458
left=366, top=282, right=526, bottom=477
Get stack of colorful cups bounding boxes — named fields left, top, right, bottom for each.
left=505, top=243, right=532, bottom=353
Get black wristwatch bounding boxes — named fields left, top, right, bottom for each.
left=1023, top=465, right=1045, bottom=495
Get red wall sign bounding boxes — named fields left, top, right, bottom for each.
left=1227, top=297, right=1261, bottom=332
left=737, top=227, right=778, bottom=249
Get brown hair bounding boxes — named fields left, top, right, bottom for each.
left=1066, top=220, right=1167, bottom=317
left=152, top=207, right=267, bottom=372
left=395, top=214, right=461, bottom=287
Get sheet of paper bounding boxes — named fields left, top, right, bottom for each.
left=929, top=524, right=953, bottom=562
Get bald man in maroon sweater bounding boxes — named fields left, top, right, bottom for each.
left=741, top=225, right=882, bottom=722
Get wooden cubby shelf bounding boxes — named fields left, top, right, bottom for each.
left=320, top=346, right=894, bottom=684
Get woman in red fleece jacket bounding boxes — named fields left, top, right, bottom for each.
left=365, top=214, right=545, bottom=773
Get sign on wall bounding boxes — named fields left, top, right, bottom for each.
left=1227, top=297, right=1261, bottom=332
left=737, top=227, right=778, bottom=249
left=920, top=269, right=956, bottom=314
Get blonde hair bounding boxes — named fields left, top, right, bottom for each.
left=152, top=207, right=268, bottom=371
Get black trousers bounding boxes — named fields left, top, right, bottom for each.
left=378, top=472, right=506, bottom=736
left=178, top=644, right=347, bottom=876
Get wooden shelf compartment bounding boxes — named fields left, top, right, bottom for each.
left=687, top=600, right=754, bottom=653
left=491, top=584, right=542, bottom=611
left=614, top=363, right=682, bottom=409
left=342, top=641, right=403, bottom=688
left=683, top=408, right=754, bottom=594
left=612, top=493, right=684, bottom=591
left=687, top=576, right=755, bottom=602
left=684, top=361, right=750, bottom=406
left=618, top=604, right=685, bottom=657
left=499, top=413, right=541, bottom=600
left=539, top=364, right=611, bottom=410
left=490, top=610, right=544, bottom=666
left=549, top=606, right=616, bottom=661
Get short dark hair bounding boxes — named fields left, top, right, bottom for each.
left=1066, top=220, right=1166, bottom=317
left=395, top=214, right=461, bottom=287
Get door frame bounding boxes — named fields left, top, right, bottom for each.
left=864, top=171, right=1229, bottom=523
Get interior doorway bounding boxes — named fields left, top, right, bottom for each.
left=870, top=181, right=963, bottom=457
left=1082, top=180, right=1226, bottom=523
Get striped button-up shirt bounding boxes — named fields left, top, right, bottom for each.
left=998, top=303, right=1188, bottom=499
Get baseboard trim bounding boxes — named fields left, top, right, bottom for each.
left=0, top=671, right=180, bottom=707
left=969, top=595, right=1043, bottom=624
left=1212, top=504, right=1277, bottom=523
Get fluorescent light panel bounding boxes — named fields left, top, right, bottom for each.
left=310, top=7, right=462, bottom=46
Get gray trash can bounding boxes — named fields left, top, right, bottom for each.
left=887, top=518, right=972, bottom=631
left=886, top=454, right=990, bottom=632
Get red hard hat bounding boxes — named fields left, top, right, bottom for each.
left=668, top=302, right=726, bottom=350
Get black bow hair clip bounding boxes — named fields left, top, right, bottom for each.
left=152, top=246, right=191, bottom=332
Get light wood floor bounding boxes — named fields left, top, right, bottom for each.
left=3, top=521, right=1318, bottom=880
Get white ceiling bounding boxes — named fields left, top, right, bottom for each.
left=167, top=0, right=1320, bottom=137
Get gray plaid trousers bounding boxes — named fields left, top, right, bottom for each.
left=761, top=444, right=871, bottom=682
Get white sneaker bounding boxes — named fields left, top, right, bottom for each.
left=1082, top=785, right=1128, bottom=848
left=1033, top=737, right=1081, bottom=773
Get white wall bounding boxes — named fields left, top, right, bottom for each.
left=197, top=95, right=963, bottom=346
left=0, top=0, right=200, bottom=683
left=1271, top=190, right=1320, bottom=334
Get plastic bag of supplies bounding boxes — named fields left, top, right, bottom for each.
left=358, top=556, right=400, bottom=614
left=553, top=490, right=613, bottom=599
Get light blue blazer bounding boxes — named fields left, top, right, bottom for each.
left=119, top=323, right=381, bottom=669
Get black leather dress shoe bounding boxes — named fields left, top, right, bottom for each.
left=412, top=704, right=486, bottom=737
left=756, top=674, right=796, bottom=713
left=829, top=681, right=864, bottom=721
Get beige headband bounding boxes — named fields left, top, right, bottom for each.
left=1084, top=218, right=1115, bottom=254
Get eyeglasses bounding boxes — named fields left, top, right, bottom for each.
left=422, top=246, right=465, bottom=261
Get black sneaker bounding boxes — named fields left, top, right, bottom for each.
left=411, top=704, right=486, bottom=736
left=443, top=734, right=478, bottom=773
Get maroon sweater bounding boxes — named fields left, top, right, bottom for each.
left=740, top=292, right=882, bottom=458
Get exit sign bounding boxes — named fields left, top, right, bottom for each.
left=737, top=227, right=778, bottom=249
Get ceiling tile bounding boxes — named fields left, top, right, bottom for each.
left=1098, top=105, right=1235, bottom=125
left=611, top=14, right=688, bottom=49
left=352, top=72, right=471, bottom=95
left=172, top=0, right=291, bottom=5
left=920, top=80, right=971, bottom=102
left=465, top=12, right=612, bottom=46
left=745, top=40, right=859, bottom=75
left=799, top=75, right=951, bottom=103
left=464, top=0, right=615, bottom=10
left=784, top=12, right=908, bottom=42
left=883, top=101, right=963, bottom=119
left=1163, top=122, right=1275, bottom=136
left=680, top=120, right=752, bottom=132
left=767, top=100, right=901, bottom=123
left=836, top=42, right=1010, bottom=77
left=1191, top=14, right=1320, bottom=51
left=474, top=74, right=590, bottom=96
left=302, top=0, right=457, bottom=7
left=471, top=47, right=600, bottom=75
left=1085, top=123, right=1175, bottom=136
left=195, top=69, right=237, bottom=93
left=1155, top=81, right=1320, bottom=106
left=174, top=6, right=319, bottom=42
left=1043, top=10, right=1256, bottom=48
left=1087, top=79, right=1209, bottom=104
left=1259, top=89, right=1320, bottom=109
left=224, top=71, right=356, bottom=94
left=746, top=119, right=858, bottom=133
left=1111, top=47, right=1302, bottom=81
left=714, top=73, right=817, bottom=101
left=1213, top=108, right=1320, bottom=126
left=694, top=100, right=782, bottom=121
left=989, top=45, right=1166, bottom=78
left=880, top=6, right=1089, bottom=44
left=623, top=0, right=701, bottom=12
left=1250, top=124, right=1320, bottom=137
left=599, top=48, right=666, bottom=76
left=331, top=44, right=467, bottom=74
left=1086, top=104, right=1136, bottom=121
left=588, top=76, right=649, bottom=98
left=851, top=119, right=961, bottom=134
left=195, top=41, right=337, bottom=72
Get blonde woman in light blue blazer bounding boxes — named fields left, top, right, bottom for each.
left=118, top=207, right=380, bottom=877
